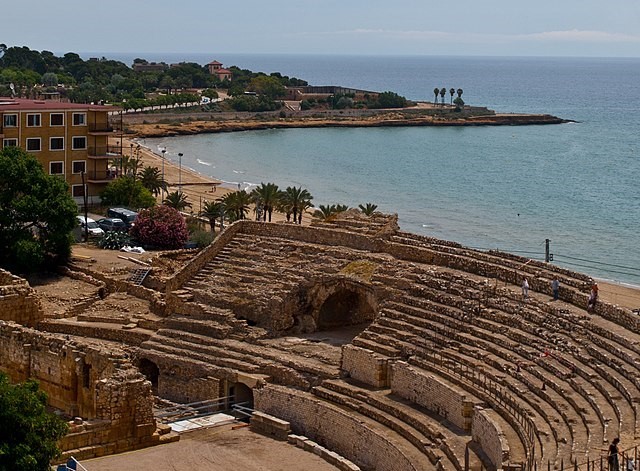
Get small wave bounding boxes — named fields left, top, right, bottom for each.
left=197, top=159, right=213, bottom=167
left=233, top=170, right=245, bottom=174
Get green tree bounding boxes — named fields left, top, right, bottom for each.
left=456, top=88, right=463, bottom=98
left=449, top=88, right=455, bottom=104
left=200, top=200, right=225, bottom=232
left=100, top=176, right=156, bottom=209
left=0, top=372, right=69, bottom=470
left=313, top=204, right=348, bottom=220
left=0, top=147, right=77, bottom=272
left=247, top=75, right=285, bottom=99
left=358, top=203, right=378, bottom=216
left=280, top=186, right=313, bottom=224
left=371, top=91, right=407, bottom=109
left=138, top=166, right=164, bottom=197
left=41, top=72, right=58, bottom=86
left=250, top=182, right=280, bottom=222
left=221, top=190, right=251, bottom=222
left=433, top=87, right=440, bottom=104
left=440, top=87, right=446, bottom=104
left=163, top=191, right=192, bottom=211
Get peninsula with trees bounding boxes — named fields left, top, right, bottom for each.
left=0, top=44, right=569, bottom=139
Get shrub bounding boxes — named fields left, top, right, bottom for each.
left=190, top=229, right=215, bottom=248
left=130, top=205, right=189, bottom=249
left=98, top=231, right=131, bottom=250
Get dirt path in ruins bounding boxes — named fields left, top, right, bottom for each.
left=83, top=424, right=339, bottom=471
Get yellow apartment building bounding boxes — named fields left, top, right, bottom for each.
left=0, top=98, right=121, bottom=206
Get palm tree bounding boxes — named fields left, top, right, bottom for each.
left=449, top=88, right=455, bottom=105
left=138, top=166, right=164, bottom=197
left=313, top=204, right=349, bottom=221
left=280, top=186, right=314, bottom=224
left=163, top=191, right=191, bottom=211
left=250, top=182, right=280, bottom=222
left=200, top=200, right=225, bottom=232
left=358, top=203, right=378, bottom=216
left=314, top=204, right=338, bottom=221
left=221, top=190, right=251, bottom=222
left=433, top=87, right=440, bottom=104
left=457, top=88, right=463, bottom=98
left=440, top=87, right=446, bottom=105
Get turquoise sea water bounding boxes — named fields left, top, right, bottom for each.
left=132, top=54, right=640, bottom=285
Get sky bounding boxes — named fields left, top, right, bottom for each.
left=3, top=0, right=640, bottom=57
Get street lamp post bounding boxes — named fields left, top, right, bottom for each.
left=161, top=148, right=166, bottom=199
left=178, top=153, right=183, bottom=193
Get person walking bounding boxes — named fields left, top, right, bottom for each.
left=522, top=278, right=529, bottom=300
left=608, top=438, right=620, bottom=471
left=552, top=278, right=560, bottom=301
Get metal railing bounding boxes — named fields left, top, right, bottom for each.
left=85, top=170, right=118, bottom=181
left=88, top=123, right=114, bottom=132
left=88, top=146, right=122, bottom=157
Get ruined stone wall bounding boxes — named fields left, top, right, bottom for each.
left=0, top=269, right=43, bottom=326
left=159, top=373, right=221, bottom=403
left=0, top=322, right=158, bottom=459
left=254, top=384, right=417, bottom=471
left=67, top=265, right=167, bottom=317
left=341, top=344, right=390, bottom=388
left=472, top=406, right=510, bottom=470
left=390, top=362, right=477, bottom=431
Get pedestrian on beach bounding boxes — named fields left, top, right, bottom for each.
left=608, top=437, right=620, bottom=471
left=552, top=278, right=560, bottom=301
left=522, top=278, right=529, bottom=300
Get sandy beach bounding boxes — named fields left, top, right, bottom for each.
left=117, top=137, right=234, bottom=216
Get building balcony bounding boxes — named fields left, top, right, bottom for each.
left=88, top=146, right=122, bottom=159
left=88, top=123, right=116, bottom=134
left=86, top=170, right=118, bottom=183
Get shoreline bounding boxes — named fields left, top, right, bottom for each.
left=123, top=109, right=571, bottom=139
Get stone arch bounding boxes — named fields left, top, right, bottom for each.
left=290, top=278, right=378, bottom=333
left=138, top=358, right=159, bottom=392
left=317, top=287, right=375, bottom=329
left=229, top=382, right=253, bottom=405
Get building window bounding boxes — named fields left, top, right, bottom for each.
left=72, top=161, right=86, bottom=174
left=3, top=114, right=17, bottom=127
left=72, top=136, right=87, bottom=150
left=50, top=113, right=64, bottom=126
left=49, top=161, right=64, bottom=175
left=26, top=138, right=41, bottom=151
left=73, top=113, right=86, bottom=126
left=27, top=114, right=41, bottom=127
left=50, top=137, right=64, bottom=151
left=72, top=184, right=86, bottom=197
left=2, top=139, right=18, bottom=148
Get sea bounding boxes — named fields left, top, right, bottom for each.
left=90, top=53, right=640, bottom=286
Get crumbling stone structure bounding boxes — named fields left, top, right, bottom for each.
left=0, top=321, right=169, bottom=460
left=2, top=211, right=639, bottom=470
left=0, top=268, right=43, bottom=326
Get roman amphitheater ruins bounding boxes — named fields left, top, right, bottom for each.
left=2, top=211, right=640, bottom=471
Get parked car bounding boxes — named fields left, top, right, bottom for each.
left=75, top=216, right=105, bottom=241
left=107, top=208, right=138, bottom=228
left=97, top=217, right=127, bottom=232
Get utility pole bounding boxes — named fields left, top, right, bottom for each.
left=545, top=239, right=550, bottom=263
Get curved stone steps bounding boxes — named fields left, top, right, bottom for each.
left=388, top=291, right=624, bottom=446
left=384, top=301, right=608, bottom=457
left=320, top=379, right=486, bottom=471
left=156, top=328, right=340, bottom=380
left=312, top=384, right=458, bottom=471
left=370, top=309, right=569, bottom=464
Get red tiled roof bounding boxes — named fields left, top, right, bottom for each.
left=0, top=98, right=119, bottom=112
left=207, top=61, right=223, bottom=65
